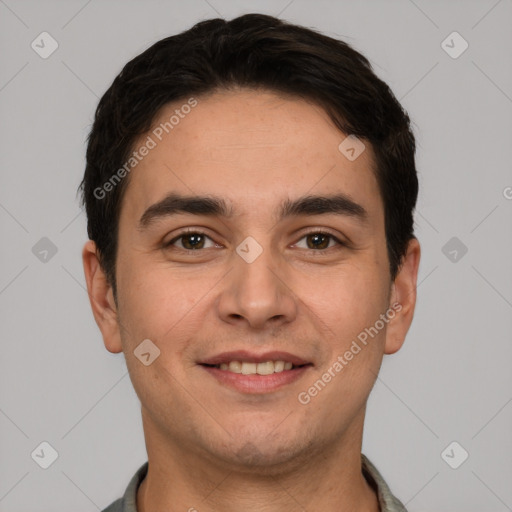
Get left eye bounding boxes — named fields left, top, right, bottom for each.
left=294, top=232, right=342, bottom=250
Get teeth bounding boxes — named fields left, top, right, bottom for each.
left=229, top=361, right=242, bottom=373
left=216, top=360, right=297, bottom=375
left=274, top=361, right=285, bottom=372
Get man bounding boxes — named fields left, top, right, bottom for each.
left=80, top=13, right=420, bottom=512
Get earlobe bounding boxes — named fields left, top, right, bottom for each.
left=82, top=240, right=123, bottom=354
left=384, top=237, right=421, bottom=355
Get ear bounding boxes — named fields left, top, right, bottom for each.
left=384, top=237, right=421, bottom=355
left=82, top=240, right=123, bottom=353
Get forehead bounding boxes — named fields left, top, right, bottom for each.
left=120, top=88, right=383, bottom=225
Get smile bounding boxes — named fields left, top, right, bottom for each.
left=209, top=360, right=303, bottom=375
left=200, top=362, right=313, bottom=393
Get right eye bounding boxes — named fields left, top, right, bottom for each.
left=164, top=230, right=218, bottom=251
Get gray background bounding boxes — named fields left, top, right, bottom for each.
left=1, top=0, right=511, bottom=510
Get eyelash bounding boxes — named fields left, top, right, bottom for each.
left=164, top=229, right=346, bottom=253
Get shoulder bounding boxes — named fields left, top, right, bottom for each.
left=100, top=497, right=123, bottom=512
left=100, top=462, right=149, bottom=512
left=361, top=454, right=408, bottom=512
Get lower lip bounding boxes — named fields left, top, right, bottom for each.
left=200, top=364, right=313, bottom=394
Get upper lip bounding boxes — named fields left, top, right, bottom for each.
left=199, top=350, right=312, bottom=366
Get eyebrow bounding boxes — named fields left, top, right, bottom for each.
left=138, top=192, right=368, bottom=230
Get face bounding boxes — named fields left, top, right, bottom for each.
left=84, top=88, right=420, bottom=473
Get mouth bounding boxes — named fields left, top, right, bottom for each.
left=198, top=350, right=314, bottom=393
left=198, top=350, right=313, bottom=373
left=200, top=361, right=312, bottom=375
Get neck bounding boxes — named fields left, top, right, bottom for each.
left=136, top=408, right=379, bottom=512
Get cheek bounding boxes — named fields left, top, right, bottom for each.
left=302, top=259, right=389, bottom=338
left=115, top=258, right=217, bottom=349
left=304, top=266, right=389, bottom=408
left=115, top=263, right=209, bottom=398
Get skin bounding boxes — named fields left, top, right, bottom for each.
left=83, top=88, right=420, bottom=512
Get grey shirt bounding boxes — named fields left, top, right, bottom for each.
left=102, top=454, right=407, bottom=512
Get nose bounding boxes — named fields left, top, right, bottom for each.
left=216, top=243, right=298, bottom=330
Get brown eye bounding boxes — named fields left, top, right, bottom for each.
left=306, top=233, right=330, bottom=249
left=166, top=232, right=215, bottom=250
left=295, top=232, right=343, bottom=251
